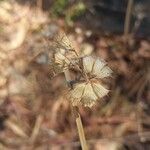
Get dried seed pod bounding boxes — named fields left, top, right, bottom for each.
left=50, top=32, right=79, bottom=78
left=54, top=32, right=73, bottom=51
left=82, top=56, right=112, bottom=78
left=69, top=56, right=112, bottom=107
left=69, top=80, right=109, bottom=107
left=54, top=50, right=71, bottom=68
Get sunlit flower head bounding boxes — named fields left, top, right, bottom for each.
left=82, top=56, right=112, bottom=79
left=50, top=32, right=112, bottom=108
left=53, top=32, right=78, bottom=69
left=50, top=32, right=79, bottom=78
left=70, top=80, right=109, bottom=107
left=69, top=56, right=112, bottom=107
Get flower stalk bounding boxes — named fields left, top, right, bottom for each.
left=64, top=69, right=88, bottom=150
left=73, top=106, right=88, bottom=150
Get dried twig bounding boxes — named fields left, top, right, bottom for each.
left=5, top=120, right=28, bottom=138
left=124, top=0, right=134, bottom=41
left=30, top=114, right=43, bottom=142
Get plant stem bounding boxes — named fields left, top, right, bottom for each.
left=124, top=0, right=134, bottom=41
left=64, top=69, right=88, bottom=150
left=73, top=106, right=88, bottom=150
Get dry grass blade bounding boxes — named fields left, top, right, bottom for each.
left=30, top=115, right=43, bottom=142
left=5, top=120, right=28, bottom=138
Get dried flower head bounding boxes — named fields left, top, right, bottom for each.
left=50, top=32, right=112, bottom=108
left=69, top=56, right=112, bottom=107
left=70, top=80, right=109, bottom=107
left=50, top=32, right=79, bottom=77
left=82, top=56, right=112, bottom=79
left=54, top=32, right=73, bottom=51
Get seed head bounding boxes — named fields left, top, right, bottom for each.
left=49, top=32, right=79, bottom=78
left=50, top=32, right=112, bottom=108
left=69, top=56, right=112, bottom=107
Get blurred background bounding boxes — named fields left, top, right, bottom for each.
left=0, top=0, right=149, bottom=149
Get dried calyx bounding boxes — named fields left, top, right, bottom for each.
left=49, top=32, right=79, bottom=76
left=50, top=32, right=112, bottom=108
left=69, top=55, right=112, bottom=107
